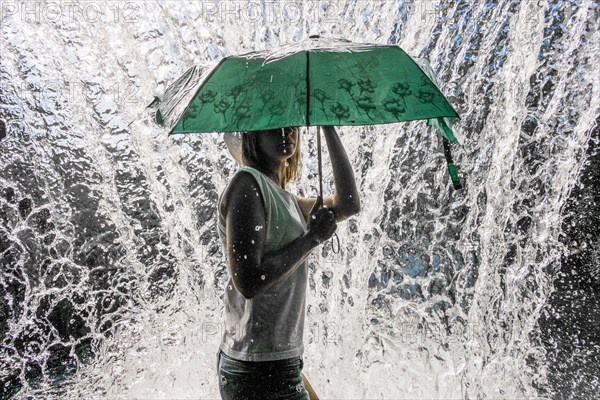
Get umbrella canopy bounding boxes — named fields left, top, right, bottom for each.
left=151, top=36, right=462, bottom=189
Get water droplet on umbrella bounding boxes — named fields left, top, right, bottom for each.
left=261, top=275, right=266, bottom=280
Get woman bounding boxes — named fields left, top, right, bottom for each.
left=216, top=125, right=360, bottom=400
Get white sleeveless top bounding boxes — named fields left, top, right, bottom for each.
left=216, top=166, right=308, bottom=361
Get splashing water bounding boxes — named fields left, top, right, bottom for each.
left=0, top=1, right=598, bottom=399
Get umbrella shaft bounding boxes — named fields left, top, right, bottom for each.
left=317, top=126, right=323, bottom=200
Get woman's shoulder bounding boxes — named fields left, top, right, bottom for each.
left=230, top=167, right=262, bottom=191
left=220, top=168, right=263, bottom=215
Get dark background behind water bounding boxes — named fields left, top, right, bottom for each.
left=1, top=1, right=598, bottom=399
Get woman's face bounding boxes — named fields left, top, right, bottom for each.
left=256, top=127, right=299, bottom=162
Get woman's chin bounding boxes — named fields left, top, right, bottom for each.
left=281, top=146, right=296, bottom=156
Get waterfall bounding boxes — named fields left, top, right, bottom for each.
left=1, top=1, right=598, bottom=399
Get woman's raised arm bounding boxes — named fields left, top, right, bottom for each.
left=297, top=126, right=361, bottom=223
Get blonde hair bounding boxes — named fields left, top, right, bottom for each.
left=242, top=129, right=302, bottom=188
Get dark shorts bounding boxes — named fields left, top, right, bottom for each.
left=216, top=349, right=309, bottom=400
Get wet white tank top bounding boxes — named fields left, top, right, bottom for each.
left=216, top=166, right=308, bottom=361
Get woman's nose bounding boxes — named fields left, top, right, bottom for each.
left=283, top=127, right=297, bottom=138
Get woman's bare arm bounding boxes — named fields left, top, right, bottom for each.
left=297, top=126, right=360, bottom=222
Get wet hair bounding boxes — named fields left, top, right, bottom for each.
left=241, top=128, right=301, bottom=188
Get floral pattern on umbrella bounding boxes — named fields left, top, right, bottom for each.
left=162, top=40, right=457, bottom=135
left=153, top=37, right=461, bottom=189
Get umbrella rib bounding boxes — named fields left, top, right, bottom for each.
left=168, top=57, right=230, bottom=135
left=409, top=53, right=461, bottom=120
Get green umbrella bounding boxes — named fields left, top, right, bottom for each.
left=151, top=36, right=462, bottom=190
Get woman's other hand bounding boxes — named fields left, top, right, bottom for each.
left=304, top=196, right=337, bottom=246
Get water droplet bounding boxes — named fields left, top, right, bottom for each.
left=244, top=255, right=247, bottom=259
left=251, top=240, right=255, bottom=244
left=228, top=284, right=232, bottom=290
left=255, top=225, right=263, bottom=231
left=261, top=275, right=266, bottom=280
